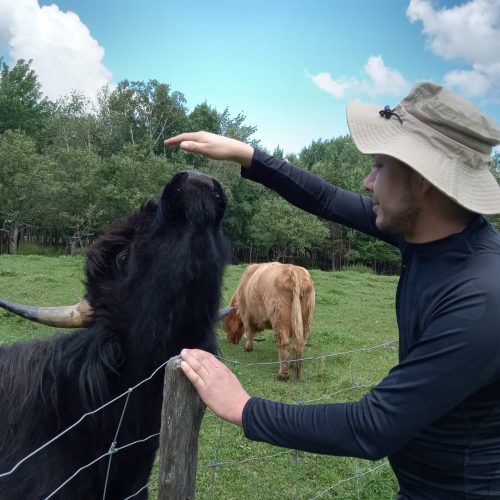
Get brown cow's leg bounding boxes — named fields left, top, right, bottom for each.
left=244, top=329, right=256, bottom=351
left=276, top=328, right=291, bottom=381
left=292, top=345, right=303, bottom=380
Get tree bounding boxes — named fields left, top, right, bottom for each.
left=223, top=175, right=268, bottom=247
left=0, top=59, right=51, bottom=142
left=350, top=231, right=400, bottom=272
left=0, top=131, right=54, bottom=253
left=299, top=135, right=374, bottom=269
left=298, top=138, right=331, bottom=170
left=219, top=107, right=258, bottom=143
left=101, top=79, right=189, bottom=155
left=182, top=102, right=223, bottom=169
left=488, top=151, right=500, bottom=230
left=272, top=145, right=284, bottom=160
left=43, top=91, right=105, bottom=154
left=45, top=148, right=107, bottom=253
left=493, top=151, right=500, bottom=183
left=180, top=105, right=259, bottom=169
left=188, top=102, right=221, bottom=134
left=306, top=135, right=371, bottom=191
left=250, top=194, right=329, bottom=261
left=99, top=145, right=177, bottom=222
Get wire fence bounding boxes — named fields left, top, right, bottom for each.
left=0, top=341, right=398, bottom=499
left=195, top=340, right=398, bottom=499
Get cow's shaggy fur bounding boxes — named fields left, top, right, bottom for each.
left=0, top=172, right=229, bottom=499
left=222, top=262, right=315, bottom=380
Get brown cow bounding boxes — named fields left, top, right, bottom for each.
left=222, top=262, right=315, bottom=381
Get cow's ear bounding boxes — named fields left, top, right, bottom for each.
left=85, top=214, right=138, bottom=282
left=235, top=315, right=244, bottom=335
left=222, top=309, right=239, bottom=341
left=229, top=313, right=244, bottom=341
left=221, top=312, right=231, bottom=333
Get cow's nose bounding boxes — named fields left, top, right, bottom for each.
left=185, top=171, right=214, bottom=188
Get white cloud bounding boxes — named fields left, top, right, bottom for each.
left=310, top=72, right=350, bottom=97
left=362, top=56, right=410, bottom=96
left=407, top=0, right=500, bottom=98
left=443, top=69, right=492, bottom=98
left=0, top=0, right=113, bottom=102
left=310, top=56, right=409, bottom=99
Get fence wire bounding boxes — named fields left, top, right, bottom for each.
left=0, top=340, right=397, bottom=499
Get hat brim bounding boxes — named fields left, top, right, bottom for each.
left=347, top=101, right=500, bottom=215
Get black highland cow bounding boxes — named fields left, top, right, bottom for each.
left=0, top=171, right=229, bottom=499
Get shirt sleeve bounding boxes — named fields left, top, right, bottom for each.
left=242, top=260, right=500, bottom=460
left=242, top=149, right=399, bottom=247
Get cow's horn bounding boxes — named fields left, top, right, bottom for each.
left=1, top=298, right=232, bottom=328
left=217, top=306, right=235, bottom=320
left=0, top=298, right=93, bottom=328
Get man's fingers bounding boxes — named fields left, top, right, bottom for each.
left=182, top=348, right=213, bottom=361
left=180, top=349, right=213, bottom=378
left=164, top=134, right=186, bottom=146
left=184, top=349, right=225, bottom=371
left=179, top=349, right=248, bottom=425
left=179, top=360, right=207, bottom=391
left=206, top=354, right=223, bottom=369
left=164, top=132, right=206, bottom=147
left=179, top=140, right=200, bottom=153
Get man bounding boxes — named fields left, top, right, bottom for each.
left=165, top=82, right=500, bottom=499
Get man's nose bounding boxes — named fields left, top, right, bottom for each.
left=364, top=169, right=376, bottom=192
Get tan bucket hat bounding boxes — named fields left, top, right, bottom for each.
left=346, top=81, right=500, bottom=214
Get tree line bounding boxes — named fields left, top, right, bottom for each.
left=1, top=59, right=499, bottom=272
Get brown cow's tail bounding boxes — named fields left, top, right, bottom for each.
left=302, top=276, right=315, bottom=342
left=290, top=267, right=305, bottom=380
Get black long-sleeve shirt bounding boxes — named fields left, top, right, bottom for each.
left=240, top=149, right=500, bottom=499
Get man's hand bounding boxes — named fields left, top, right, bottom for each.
left=180, top=349, right=250, bottom=426
left=164, top=131, right=254, bottom=167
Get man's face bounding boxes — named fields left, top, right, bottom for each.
left=364, top=154, right=422, bottom=235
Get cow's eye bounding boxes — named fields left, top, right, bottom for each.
left=116, top=250, right=128, bottom=270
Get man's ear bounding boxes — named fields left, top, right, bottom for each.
left=413, top=173, right=432, bottom=200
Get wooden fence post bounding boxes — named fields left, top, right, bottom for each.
left=157, top=356, right=206, bottom=500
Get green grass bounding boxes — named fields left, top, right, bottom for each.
left=0, top=256, right=400, bottom=499
left=17, top=242, right=68, bottom=256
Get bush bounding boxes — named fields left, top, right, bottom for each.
left=17, top=242, right=65, bottom=256
left=343, top=263, right=375, bottom=274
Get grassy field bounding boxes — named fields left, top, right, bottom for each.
left=0, top=255, right=400, bottom=499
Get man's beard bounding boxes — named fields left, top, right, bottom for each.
left=376, top=203, right=420, bottom=235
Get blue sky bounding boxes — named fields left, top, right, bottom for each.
left=1, top=0, right=499, bottom=154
